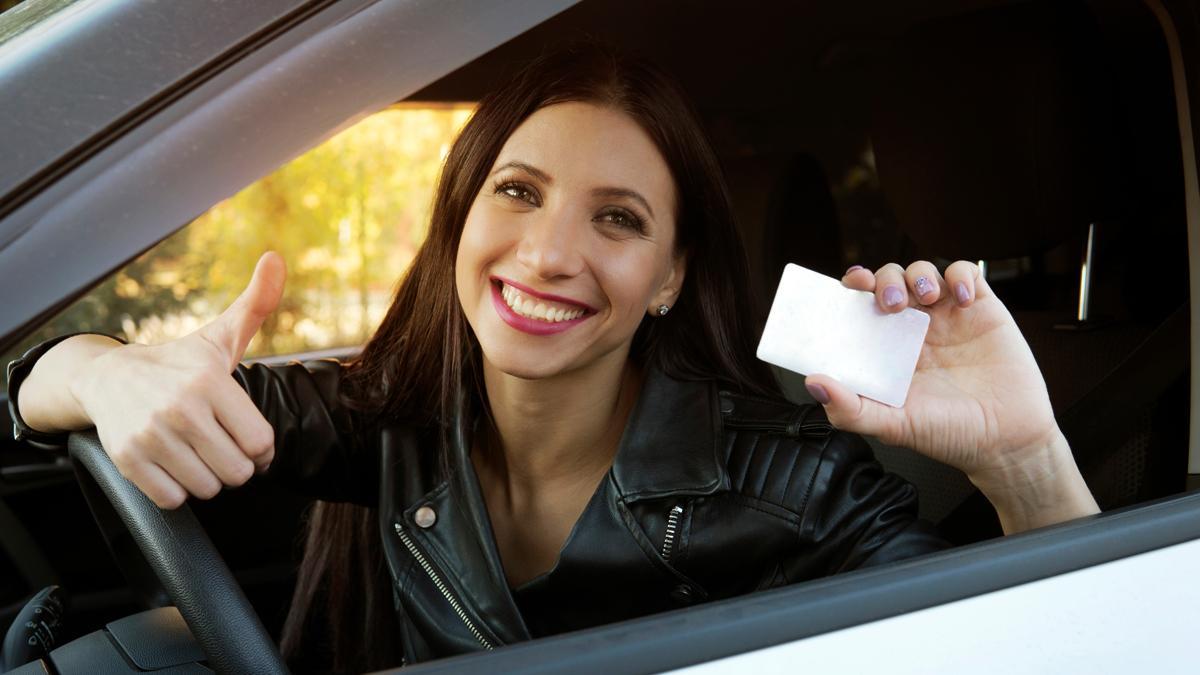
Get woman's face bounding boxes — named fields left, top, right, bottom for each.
left=455, top=101, right=685, bottom=380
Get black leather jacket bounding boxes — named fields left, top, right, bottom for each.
left=235, top=359, right=949, bottom=664
left=8, top=341, right=949, bottom=665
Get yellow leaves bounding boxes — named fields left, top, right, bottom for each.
left=115, top=274, right=141, bottom=298
left=3, top=104, right=477, bottom=366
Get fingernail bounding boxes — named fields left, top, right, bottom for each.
left=883, top=285, right=904, bottom=307
left=915, top=276, right=933, bottom=297
left=845, top=265, right=863, bottom=275
left=955, top=282, right=970, bottom=304
left=806, top=382, right=831, bottom=404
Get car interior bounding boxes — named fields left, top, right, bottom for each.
left=0, top=0, right=1193, bottom=672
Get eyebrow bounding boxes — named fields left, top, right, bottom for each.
left=491, top=160, right=657, bottom=220
left=492, top=161, right=552, bottom=184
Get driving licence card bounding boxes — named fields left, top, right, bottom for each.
left=756, top=263, right=930, bottom=407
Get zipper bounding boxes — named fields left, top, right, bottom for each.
left=394, top=523, right=495, bottom=650
left=661, top=505, right=684, bottom=561
left=725, top=418, right=833, bottom=437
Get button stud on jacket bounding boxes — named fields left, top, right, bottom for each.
left=414, top=505, right=437, bottom=528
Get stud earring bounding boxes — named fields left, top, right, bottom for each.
left=656, top=304, right=670, bottom=316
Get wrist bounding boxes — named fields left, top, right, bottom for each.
left=967, top=428, right=1100, bottom=535
left=66, top=337, right=129, bottom=422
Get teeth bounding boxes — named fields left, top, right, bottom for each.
left=499, top=282, right=586, bottom=323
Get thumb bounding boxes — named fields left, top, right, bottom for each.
left=200, top=252, right=286, bottom=366
left=803, top=374, right=906, bottom=444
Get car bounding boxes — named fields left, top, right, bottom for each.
left=1, top=0, right=1197, bottom=672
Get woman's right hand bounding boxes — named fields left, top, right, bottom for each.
left=67, top=252, right=286, bottom=509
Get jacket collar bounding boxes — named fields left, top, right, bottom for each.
left=449, top=367, right=728, bottom=504
left=609, top=367, right=729, bottom=500
left=414, top=367, right=727, bottom=645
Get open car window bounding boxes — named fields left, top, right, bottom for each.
left=0, top=104, right=473, bottom=366
left=1, top=0, right=1197, bottom=672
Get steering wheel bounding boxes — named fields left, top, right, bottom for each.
left=68, top=430, right=288, bottom=675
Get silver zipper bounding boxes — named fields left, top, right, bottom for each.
left=661, top=504, right=684, bottom=561
left=394, top=523, right=495, bottom=650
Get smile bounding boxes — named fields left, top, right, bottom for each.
left=500, top=284, right=586, bottom=322
left=489, top=278, right=593, bottom=336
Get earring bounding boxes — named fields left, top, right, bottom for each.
left=656, top=304, right=670, bottom=316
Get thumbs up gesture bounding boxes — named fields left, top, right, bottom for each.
left=67, top=253, right=287, bottom=508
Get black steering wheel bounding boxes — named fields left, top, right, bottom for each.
left=68, top=430, right=288, bottom=675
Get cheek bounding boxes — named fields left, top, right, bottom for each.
left=597, top=248, right=668, bottom=321
left=454, top=207, right=493, bottom=305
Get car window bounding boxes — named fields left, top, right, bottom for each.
left=0, top=103, right=473, bottom=365
left=0, top=0, right=86, bottom=48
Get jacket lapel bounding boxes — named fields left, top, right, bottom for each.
left=610, top=368, right=729, bottom=501
left=390, top=368, right=729, bottom=646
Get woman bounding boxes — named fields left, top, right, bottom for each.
left=9, top=45, right=1097, bottom=671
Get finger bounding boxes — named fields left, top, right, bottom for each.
left=211, top=378, right=275, bottom=471
left=804, top=374, right=907, bottom=444
left=198, top=252, right=287, bottom=368
left=146, top=432, right=226, bottom=499
left=904, top=260, right=944, bottom=306
left=842, top=264, right=876, bottom=292
left=183, top=415, right=257, bottom=488
left=873, top=263, right=909, bottom=313
left=944, top=260, right=982, bottom=307
left=124, top=462, right=190, bottom=510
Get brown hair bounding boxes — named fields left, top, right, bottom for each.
left=280, top=43, right=780, bottom=672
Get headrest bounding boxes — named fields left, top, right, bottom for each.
left=871, top=1, right=1121, bottom=260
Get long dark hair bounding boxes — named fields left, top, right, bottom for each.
left=280, top=43, right=780, bottom=672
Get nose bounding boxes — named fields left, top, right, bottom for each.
left=515, top=207, right=585, bottom=280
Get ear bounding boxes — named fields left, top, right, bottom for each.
left=648, top=252, right=687, bottom=316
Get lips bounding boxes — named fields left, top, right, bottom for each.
left=489, top=277, right=593, bottom=336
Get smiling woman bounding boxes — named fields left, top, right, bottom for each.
left=9, top=42, right=1098, bottom=673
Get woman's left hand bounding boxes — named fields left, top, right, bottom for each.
left=803, top=260, right=1099, bottom=532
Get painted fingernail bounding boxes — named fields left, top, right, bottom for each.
left=915, top=276, right=934, bottom=298
left=806, top=382, right=831, bottom=404
left=883, top=285, right=904, bottom=307
left=845, top=265, right=863, bottom=275
left=955, top=282, right=970, bottom=304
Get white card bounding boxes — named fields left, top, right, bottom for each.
left=756, top=263, right=930, bottom=407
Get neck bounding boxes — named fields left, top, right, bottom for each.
left=477, top=350, right=641, bottom=500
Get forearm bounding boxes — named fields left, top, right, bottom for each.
left=17, top=334, right=124, bottom=433
left=969, top=429, right=1099, bottom=535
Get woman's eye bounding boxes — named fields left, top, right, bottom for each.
left=597, top=208, right=644, bottom=232
left=496, top=182, right=537, bottom=205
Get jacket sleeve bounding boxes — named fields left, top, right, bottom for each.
left=7, top=333, right=123, bottom=448
left=233, top=359, right=379, bottom=506
left=798, top=430, right=951, bottom=574
left=6, top=334, right=379, bottom=506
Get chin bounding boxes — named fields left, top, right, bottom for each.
left=481, top=346, right=577, bottom=381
